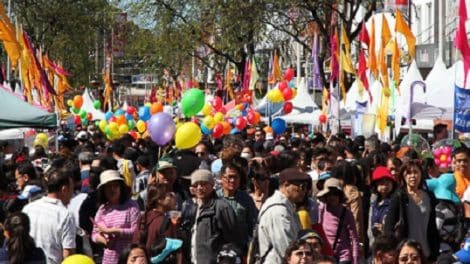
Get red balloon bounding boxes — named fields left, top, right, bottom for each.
left=191, top=116, right=200, bottom=125
left=212, top=96, right=223, bottom=111
left=282, top=88, right=293, bottom=101
left=279, top=81, right=288, bottom=90
left=212, top=123, right=224, bottom=138
left=319, top=114, right=327, bottom=124
left=109, top=116, right=117, bottom=123
left=235, top=117, right=247, bottom=130
left=246, top=111, right=256, bottom=124
left=128, top=131, right=138, bottom=141
left=283, top=102, right=293, bottom=114
left=127, top=106, right=136, bottom=115
left=284, top=68, right=295, bottom=81
left=73, top=115, right=81, bottom=125
left=86, top=112, right=93, bottom=121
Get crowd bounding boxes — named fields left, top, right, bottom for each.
left=0, top=122, right=469, bottom=264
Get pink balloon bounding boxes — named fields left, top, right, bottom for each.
left=443, top=146, right=452, bottom=155
left=212, top=96, right=223, bottom=111
left=434, top=158, right=441, bottom=166
left=434, top=148, right=443, bottom=157
left=284, top=68, right=295, bottom=81
left=235, top=117, right=247, bottom=130
left=447, top=156, right=452, bottom=163
left=439, top=163, right=447, bottom=169
left=279, top=81, right=288, bottom=90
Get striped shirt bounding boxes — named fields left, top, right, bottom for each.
left=92, top=199, right=140, bottom=264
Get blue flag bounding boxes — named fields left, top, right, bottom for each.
left=454, top=85, right=470, bottom=132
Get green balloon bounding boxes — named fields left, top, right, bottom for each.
left=128, top=120, right=135, bottom=129
left=94, top=120, right=100, bottom=127
left=180, top=88, right=205, bottom=117
left=71, top=107, right=80, bottom=114
left=79, top=109, right=87, bottom=119
left=93, top=100, right=101, bottom=110
left=81, top=119, right=88, bottom=126
left=104, top=126, right=112, bottom=136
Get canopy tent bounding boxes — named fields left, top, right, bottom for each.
left=82, top=88, right=105, bottom=120
left=425, top=57, right=454, bottom=109
left=0, top=88, right=57, bottom=129
left=0, top=128, right=30, bottom=140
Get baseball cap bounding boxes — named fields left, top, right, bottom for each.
left=279, top=168, right=310, bottom=183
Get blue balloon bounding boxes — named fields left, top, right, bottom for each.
left=138, top=106, right=151, bottom=121
left=125, top=113, right=133, bottom=120
left=115, top=109, right=124, bottom=116
left=230, top=128, right=240, bottom=134
left=271, top=118, right=286, bottom=134
left=201, top=124, right=212, bottom=135
left=105, top=111, right=113, bottom=121
left=288, top=80, right=295, bottom=88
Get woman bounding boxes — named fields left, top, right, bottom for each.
left=0, top=212, right=46, bottom=263
left=132, top=184, right=178, bottom=251
left=383, top=161, right=439, bottom=261
left=118, top=244, right=150, bottom=264
left=92, top=170, right=140, bottom=264
left=247, top=161, right=270, bottom=210
left=397, top=240, right=426, bottom=264
left=283, top=239, right=314, bottom=264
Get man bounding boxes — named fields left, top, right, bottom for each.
left=187, top=169, right=242, bottom=264
left=23, top=169, right=76, bottom=264
left=258, top=168, right=310, bottom=263
left=112, top=139, right=136, bottom=189
left=433, top=123, right=449, bottom=143
left=134, top=155, right=151, bottom=195
left=453, top=147, right=470, bottom=198
left=298, top=229, right=326, bottom=259
left=308, top=148, right=329, bottom=181
left=216, top=162, right=257, bottom=253
left=370, top=234, right=398, bottom=264
left=78, top=151, right=93, bottom=193
left=195, top=142, right=214, bottom=170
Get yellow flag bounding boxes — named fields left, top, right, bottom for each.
left=249, top=57, right=259, bottom=90
left=225, top=66, right=235, bottom=99
left=340, top=25, right=356, bottom=75
left=395, top=10, right=416, bottom=60
left=368, top=18, right=378, bottom=78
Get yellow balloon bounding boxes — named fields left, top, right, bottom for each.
left=67, top=99, right=73, bottom=107
left=271, top=88, right=285, bottom=103
left=33, top=139, right=47, bottom=149
left=175, top=121, right=183, bottom=130
left=201, top=103, right=212, bottom=116
left=202, top=115, right=215, bottom=129
left=214, top=112, right=224, bottom=123
left=99, top=120, right=107, bottom=132
left=36, top=133, right=48, bottom=144
left=62, top=254, right=95, bottom=264
left=136, top=120, right=146, bottom=133
left=118, top=124, right=129, bottom=134
left=144, top=102, right=152, bottom=107
left=108, top=122, right=119, bottom=134
left=175, top=122, right=202, bottom=149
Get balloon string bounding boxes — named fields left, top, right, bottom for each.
left=158, top=147, right=161, bottom=161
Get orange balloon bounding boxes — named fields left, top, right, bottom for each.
left=150, top=102, right=163, bottom=114
left=264, top=126, right=273, bottom=134
left=73, top=95, right=83, bottom=109
left=116, top=115, right=127, bottom=125
left=253, top=112, right=261, bottom=125
left=222, top=121, right=231, bottom=135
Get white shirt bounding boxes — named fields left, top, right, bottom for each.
left=68, top=192, right=88, bottom=227
left=463, top=187, right=470, bottom=203
left=23, top=196, right=76, bottom=264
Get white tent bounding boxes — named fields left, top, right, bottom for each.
left=0, top=128, right=29, bottom=140
left=81, top=88, right=105, bottom=120
left=425, top=57, right=454, bottom=109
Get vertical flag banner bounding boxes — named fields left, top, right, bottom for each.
left=395, top=9, right=416, bottom=61
left=455, top=0, right=470, bottom=87
left=311, top=34, right=323, bottom=91
left=368, top=18, right=378, bottom=79
left=454, top=85, right=470, bottom=132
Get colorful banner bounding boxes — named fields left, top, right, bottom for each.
left=454, top=85, right=470, bottom=132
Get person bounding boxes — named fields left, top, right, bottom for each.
left=298, top=229, right=325, bottom=259
left=112, top=139, right=136, bottom=189
left=132, top=184, right=178, bottom=251
left=368, top=166, right=397, bottom=245
left=216, top=243, right=243, bottom=264
left=0, top=212, right=46, bottom=263
left=118, top=244, right=150, bottom=264
left=312, top=256, right=336, bottom=264
left=370, top=234, right=398, bottom=264
left=433, top=123, right=449, bottom=143
left=247, top=161, right=270, bottom=210
left=22, top=169, right=76, bottom=264
left=185, top=169, right=242, bottom=264
left=134, top=155, right=151, bottom=196
left=386, top=157, right=401, bottom=180
left=283, top=239, right=314, bottom=264
left=92, top=170, right=140, bottom=264
left=453, top=147, right=470, bottom=198
left=216, top=162, right=257, bottom=253
left=383, top=160, right=439, bottom=261
left=258, top=168, right=310, bottom=263
left=78, top=151, right=94, bottom=193
left=317, top=177, right=360, bottom=264
left=397, top=239, right=426, bottom=264
left=453, top=237, right=470, bottom=264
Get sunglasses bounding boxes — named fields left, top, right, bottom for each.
left=294, top=251, right=313, bottom=257
left=399, top=255, right=420, bottom=262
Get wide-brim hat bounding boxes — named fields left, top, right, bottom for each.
left=426, top=173, right=460, bottom=204
left=316, top=178, right=344, bottom=198
left=97, top=170, right=123, bottom=189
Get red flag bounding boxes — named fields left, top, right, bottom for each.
left=358, top=49, right=372, bottom=102
left=358, top=22, right=370, bottom=46
left=455, top=0, right=470, bottom=87
left=330, top=30, right=339, bottom=82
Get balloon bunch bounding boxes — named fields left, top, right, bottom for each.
left=199, top=95, right=261, bottom=139
left=266, top=68, right=297, bottom=114
left=433, top=139, right=462, bottom=169
left=33, top=132, right=49, bottom=149
left=67, top=95, right=95, bottom=126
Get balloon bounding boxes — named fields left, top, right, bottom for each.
left=292, top=88, right=297, bottom=98
left=127, top=106, right=136, bottom=115
left=175, top=122, right=202, bottom=149
left=79, top=109, right=87, bottom=119
left=201, top=103, right=212, bottom=116
left=99, top=120, right=107, bottom=131
left=319, top=114, right=327, bottom=124
left=33, top=139, right=47, bottom=149
left=117, top=124, right=127, bottom=134
left=439, top=154, right=447, bottom=163
left=93, top=100, right=101, bottom=110
left=73, top=95, right=83, bottom=109
left=282, top=88, right=293, bottom=101
left=264, top=126, right=273, bottom=134
left=246, top=111, right=256, bottom=124
left=71, top=107, right=80, bottom=114
left=279, top=81, right=288, bottom=90
left=181, top=88, right=205, bottom=117
left=62, top=254, right=94, bottom=264
left=271, top=118, right=286, bottom=134
left=284, top=68, right=295, bottom=81
left=104, top=125, right=112, bottom=136
left=115, top=109, right=124, bottom=116
left=283, top=102, right=293, bottom=114
left=136, top=120, right=147, bottom=133
left=127, top=120, right=135, bottom=129
left=434, top=158, right=441, bottom=166
left=73, top=115, right=81, bottom=125
left=201, top=124, right=212, bottom=135
left=86, top=113, right=93, bottom=121
left=108, top=122, right=119, bottom=134
left=235, top=116, right=247, bottom=130
left=253, top=112, right=261, bottom=125
left=128, top=130, right=139, bottom=141
left=138, top=106, right=151, bottom=121
left=443, top=146, right=452, bottom=155
left=105, top=111, right=113, bottom=121
left=203, top=116, right=216, bottom=129
left=212, top=96, right=223, bottom=111
left=67, top=99, right=73, bottom=107
left=81, top=118, right=89, bottom=126
left=230, top=128, right=240, bottom=134
left=222, top=121, right=232, bottom=135
left=267, top=89, right=284, bottom=103
left=36, top=133, right=48, bottom=144
left=147, top=112, right=176, bottom=146
left=214, top=112, right=225, bottom=123
left=116, top=115, right=127, bottom=125
left=288, top=80, right=295, bottom=88
left=125, top=113, right=134, bottom=121
left=150, top=102, right=163, bottom=115
left=212, top=123, right=224, bottom=138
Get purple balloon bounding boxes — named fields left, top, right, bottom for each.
left=148, top=112, right=176, bottom=146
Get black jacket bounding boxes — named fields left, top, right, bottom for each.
left=383, top=188, right=440, bottom=261
left=184, top=197, right=242, bottom=264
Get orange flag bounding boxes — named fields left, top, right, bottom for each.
left=368, top=18, right=378, bottom=79
left=391, top=38, right=401, bottom=89
left=0, top=3, right=20, bottom=69
left=395, top=10, right=416, bottom=60
left=268, top=51, right=282, bottom=84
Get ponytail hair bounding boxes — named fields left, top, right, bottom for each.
left=139, top=184, right=168, bottom=247
left=4, top=212, right=35, bottom=264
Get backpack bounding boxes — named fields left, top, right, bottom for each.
left=247, top=203, right=285, bottom=264
left=436, top=200, right=466, bottom=248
